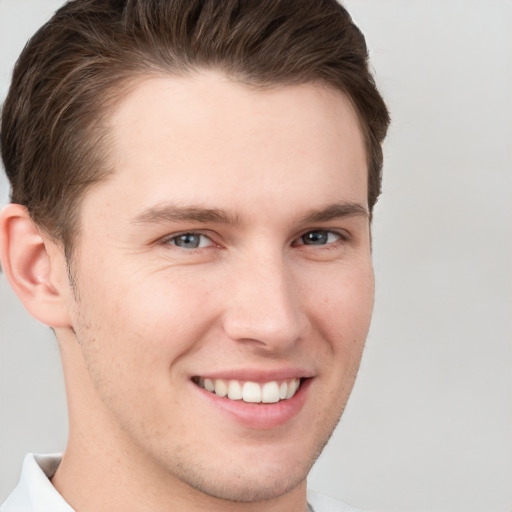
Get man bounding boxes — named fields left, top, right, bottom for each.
left=0, top=1, right=389, bottom=511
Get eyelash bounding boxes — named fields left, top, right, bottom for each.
left=162, top=229, right=349, bottom=251
left=162, top=231, right=215, bottom=250
left=292, top=230, right=348, bottom=247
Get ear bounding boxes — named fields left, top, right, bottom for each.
left=0, top=203, right=72, bottom=328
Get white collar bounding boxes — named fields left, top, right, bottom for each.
left=1, top=453, right=74, bottom=512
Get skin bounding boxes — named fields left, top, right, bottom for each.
left=1, top=72, right=373, bottom=512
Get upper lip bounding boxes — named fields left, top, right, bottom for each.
left=191, top=367, right=314, bottom=383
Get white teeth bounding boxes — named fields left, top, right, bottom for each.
left=286, top=378, right=300, bottom=399
left=227, top=380, right=243, bottom=400
left=262, top=381, right=280, bottom=403
left=242, top=382, right=261, bottom=403
left=197, top=377, right=302, bottom=403
left=214, top=379, right=227, bottom=397
left=279, top=381, right=288, bottom=400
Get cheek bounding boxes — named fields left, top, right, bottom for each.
left=310, top=265, right=373, bottom=411
left=306, top=262, right=374, bottom=353
left=74, top=267, right=219, bottom=367
left=69, top=271, right=215, bottom=424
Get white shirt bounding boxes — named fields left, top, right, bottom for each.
left=1, top=454, right=363, bottom=512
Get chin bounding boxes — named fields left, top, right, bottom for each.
left=185, top=465, right=308, bottom=503
left=165, top=436, right=326, bottom=504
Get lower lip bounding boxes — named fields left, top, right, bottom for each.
left=194, top=379, right=311, bottom=429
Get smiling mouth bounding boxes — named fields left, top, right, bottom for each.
left=192, top=377, right=302, bottom=404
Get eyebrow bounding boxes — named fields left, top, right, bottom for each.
left=299, top=202, right=369, bottom=224
left=131, top=201, right=368, bottom=226
left=131, top=203, right=241, bottom=225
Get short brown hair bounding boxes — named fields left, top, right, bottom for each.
left=1, top=0, right=390, bottom=252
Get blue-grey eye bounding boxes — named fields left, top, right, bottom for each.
left=300, top=230, right=340, bottom=245
left=170, top=233, right=209, bottom=249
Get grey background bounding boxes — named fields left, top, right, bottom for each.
left=1, top=1, right=511, bottom=511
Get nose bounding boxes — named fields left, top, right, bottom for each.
left=221, top=252, right=308, bottom=352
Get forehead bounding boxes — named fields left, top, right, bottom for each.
left=85, top=72, right=367, bottom=222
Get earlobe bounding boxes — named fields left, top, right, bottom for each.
left=0, top=203, right=72, bottom=328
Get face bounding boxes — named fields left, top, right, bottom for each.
left=61, top=72, right=373, bottom=503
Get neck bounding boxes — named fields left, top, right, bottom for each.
left=52, top=444, right=308, bottom=512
